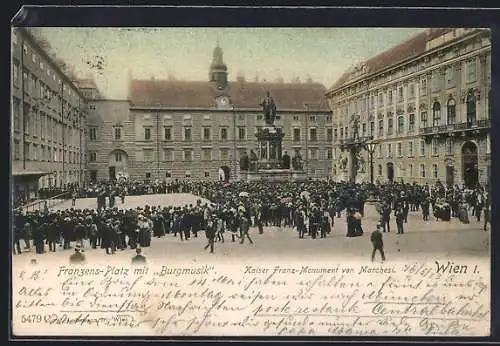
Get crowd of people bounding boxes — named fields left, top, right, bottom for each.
left=12, top=178, right=490, bottom=258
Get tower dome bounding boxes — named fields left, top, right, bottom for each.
left=209, top=42, right=228, bottom=90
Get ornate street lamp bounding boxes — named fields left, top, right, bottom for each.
left=365, top=140, right=377, bottom=185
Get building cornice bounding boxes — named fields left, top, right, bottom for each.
left=331, top=46, right=491, bottom=103
left=15, top=27, right=86, bottom=100
left=326, top=29, right=490, bottom=97
left=129, top=106, right=331, bottom=114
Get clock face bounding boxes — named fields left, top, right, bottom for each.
left=217, top=96, right=230, bottom=107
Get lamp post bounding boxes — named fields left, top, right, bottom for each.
left=365, top=140, right=377, bottom=185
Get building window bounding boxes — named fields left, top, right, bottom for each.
left=420, top=140, right=425, bottom=156
left=165, top=171, right=172, bottom=178
left=432, top=138, right=439, bottom=156
left=13, top=63, right=19, bottom=86
left=388, top=90, right=393, bottom=105
left=327, top=128, right=333, bottom=142
left=145, top=172, right=151, bottom=179
left=293, top=128, right=301, bottom=142
left=309, top=148, right=318, bottom=160
left=420, top=79, right=427, bottom=96
left=408, top=164, right=413, bottom=177
left=327, top=149, right=333, bottom=159
left=293, top=115, right=299, bottom=121
left=432, top=102, right=441, bottom=126
left=398, top=86, right=404, bottom=102
left=220, top=149, right=229, bottom=161
left=378, top=93, right=384, bottom=108
left=466, top=91, right=477, bottom=124
left=309, top=115, right=317, bottom=122
left=447, top=99, right=456, bottom=124
left=144, top=127, right=151, bottom=141
left=408, top=141, right=414, bottom=157
left=203, top=127, right=211, bottom=141
left=88, top=151, right=97, bottom=162
left=397, top=142, right=402, bottom=157
left=370, top=122, right=375, bottom=137
left=184, top=127, right=192, bottom=141
left=340, top=128, right=344, bottom=138
left=202, top=149, right=212, bottom=161
left=387, top=143, right=392, bottom=158
left=89, top=127, right=97, bottom=141
left=431, top=72, right=441, bottom=93
left=164, top=127, right=172, bottom=141
left=204, top=171, right=210, bottom=178
left=13, top=140, right=20, bottom=160
left=114, top=127, right=122, bottom=140
left=420, top=111, right=428, bottom=128
left=220, top=127, right=228, bottom=141
left=432, top=164, right=438, bottom=179
left=408, top=84, right=416, bottom=99
left=446, top=138, right=453, bottom=155
left=309, top=128, right=317, bottom=142
left=446, top=66, right=456, bottom=88
left=334, top=129, right=338, bottom=141
left=362, top=123, right=366, bottom=136
left=420, top=164, right=426, bottom=178
left=183, top=149, right=193, bottom=162
left=387, top=116, right=393, bottom=135
left=326, top=114, right=332, bottom=122
left=238, top=127, right=246, bottom=140
left=115, top=151, right=122, bottom=162
left=163, top=149, right=173, bottom=161
left=378, top=119, right=384, bottom=137
left=257, top=115, right=263, bottom=121
left=397, top=116, right=404, bottom=134
left=371, top=95, right=375, bottom=108
left=377, top=144, right=382, bottom=158
left=143, top=149, right=153, bottom=161
left=466, top=60, right=476, bottom=83
left=378, top=164, right=383, bottom=176
left=408, top=113, right=415, bottom=132
left=89, top=104, right=96, bottom=110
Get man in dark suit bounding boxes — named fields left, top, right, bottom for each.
left=132, top=247, right=147, bottom=264
left=69, top=244, right=86, bottom=264
left=370, top=225, right=386, bottom=262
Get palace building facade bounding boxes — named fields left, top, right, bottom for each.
left=326, top=28, right=491, bottom=188
left=11, top=28, right=88, bottom=201
left=85, top=44, right=332, bottom=181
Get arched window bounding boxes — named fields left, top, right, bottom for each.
left=378, top=164, right=383, bottom=176
left=447, top=99, right=456, bottom=125
left=466, top=90, right=476, bottom=125
left=432, top=102, right=441, bottom=126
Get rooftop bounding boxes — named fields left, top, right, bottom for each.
left=329, top=28, right=453, bottom=92
left=128, top=79, right=330, bottom=111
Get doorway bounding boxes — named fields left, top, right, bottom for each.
left=387, top=162, right=394, bottom=183
left=219, top=166, right=231, bottom=182
left=462, top=141, right=478, bottom=188
left=109, top=166, right=116, bottom=181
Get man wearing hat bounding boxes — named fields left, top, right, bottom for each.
left=69, top=244, right=86, bottom=264
left=131, top=247, right=147, bottom=264
left=370, top=224, right=386, bottom=262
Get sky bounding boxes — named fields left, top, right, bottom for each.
left=36, top=27, right=423, bottom=99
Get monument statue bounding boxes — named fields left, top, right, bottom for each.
left=249, top=149, right=258, bottom=171
left=350, top=114, right=360, bottom=141
left=292, top=149, right=303, bottom=170
left=259, top=91, right=277, bottom=125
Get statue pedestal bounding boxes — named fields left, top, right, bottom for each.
left=239, top=125, right=307, bottom=182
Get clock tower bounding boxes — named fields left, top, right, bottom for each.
left=209, top=42, right=229, bottom=93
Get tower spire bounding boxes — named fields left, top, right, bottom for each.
left=209, top=42, right=228, bottom=91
